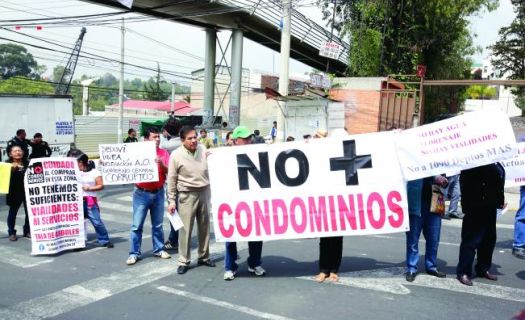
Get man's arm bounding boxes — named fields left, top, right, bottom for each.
left=166, top=152, right=179, bottom=212
left=45, top=142, right=52, bottom=157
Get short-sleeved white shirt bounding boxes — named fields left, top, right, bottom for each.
left=78, top=168, right=102, bottom=197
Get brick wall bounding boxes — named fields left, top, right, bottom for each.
left=329, top=89, right=381, bottom=134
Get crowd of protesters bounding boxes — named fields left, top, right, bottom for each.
left=3, top=115, right=525, bottom=289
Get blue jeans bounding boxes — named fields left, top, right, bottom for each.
left=130, top=187, right=165, bottom=256
left=224, top=241, right=263, bottom=271
left=7, top=201, right=29, bottom=236
left=443, top=175, right=460, bottom=214
left=405, top=209, right=442, bottom=273
left=515, top=186, right=525, bottom=249
left=84, top=201, right=110, bottom=245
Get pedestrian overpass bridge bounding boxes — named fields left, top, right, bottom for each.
left=83, top=0, right=350, bottom=128
left=84, top=0, right=350, bottom=75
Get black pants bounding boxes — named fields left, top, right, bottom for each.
left=319, top=236, right=343, bottom=274
left=456, top=208, right=497, bottom=277
left=7, top=201, right=29, bottom=236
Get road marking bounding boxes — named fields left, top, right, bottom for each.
left=0, top=241, right=246, bottom=320
left=442, top=219, right=514, bottom=230
left=298, top=267, right=525, bottom=302
left=157, top=285, right=295, bottom=320
left=98, top=201, right=132, bottom=213
left=0, top=244, right=54, bottom=268
left=369, top=234, right=461, bottom=247
left=115, top=195, right=133, bottom=202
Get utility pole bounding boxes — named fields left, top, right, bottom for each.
left=277, top=0, right=291, bottom=141
left=117, top=18, right=125, bottom=143
left=170, top=82, right=175, bottom=113
left=278, top=0, right=291, bottom=96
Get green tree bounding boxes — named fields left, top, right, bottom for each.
left=319, top=0, right=497, bottom=120
left=0, top=77, right=54, bottom=94
left=0, top=44, right=44, bottom=79
left=52, top=65, right=66, bottom=83
left=144, top=63, right=169, bottom=101
left=466, top=85, right=497, bottom=99
left=489, top=0, right=525, bottom=114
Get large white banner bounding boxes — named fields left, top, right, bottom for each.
left=396, top=110, right=517, bottom=181
left=98, top=142, right=158, bottom=185
left=502, top=142, right=525, bottom=188
left=25, top=158, right=85, bottom=255
left=208, top=132, right=409, bottom=242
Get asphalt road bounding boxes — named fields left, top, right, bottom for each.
left=0, top=185, right=523, bottom=320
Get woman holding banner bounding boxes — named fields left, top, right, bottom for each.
left=405, top=175, right=448, bottom=282
left=313, top=129, right=343, bottom=283
left=73, top=150, right=114, bottom=248
left=6, top=145, right=30, bottom=241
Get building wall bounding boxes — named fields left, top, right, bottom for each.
left=329, top=77, right=383, bottom=134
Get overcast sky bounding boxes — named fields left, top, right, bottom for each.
left=0, top=0, right=517, bottom=86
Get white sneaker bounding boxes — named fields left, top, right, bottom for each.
left=247, top=266, right=266, bottom=276
left=154, top=250, right=171, bottom=259
left=126, top=255, right=138, bottom=265
left=223, top=270, right=237, bottom=281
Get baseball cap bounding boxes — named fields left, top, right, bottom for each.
left=232, top=126, right=252, bottom=139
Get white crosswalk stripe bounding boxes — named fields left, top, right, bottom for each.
left=0, top=241, right=246, bottom=320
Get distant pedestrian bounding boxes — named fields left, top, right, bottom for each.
left=124, top=129, right=138, bottom=143
left=253, top=130, right=265, bottom=144
left=126, top=127, right=171, bottom=265
left=270, top=121, right=277, bottom=143
left=442, top=174, right=463, bottom=219
left=6, top=129, right=30, bottom=163
left=457, top=163, right=505, bottom=286
left=225, top=131, right=234, bottom=147
left=71, top=150, right=113, bottom=248
left=168, top=126, right=214, bottom=274
left=199, top=129, right=214, bottom=149
left=5, top=145, right=30, bottom=241
left=29, top=133, right=52, bottom=159
left=160, top=118, right=182, bottom=253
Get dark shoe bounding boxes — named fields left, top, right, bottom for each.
left=23, top=233, right=31, bottom=239
left=457, top=274, right=473, bottom=286
left=512, top=248, right=525, bottom=259
left=426, top=269, right=446, bottom=278
left=9, top=234, right=17, bottom=241
left=197, top=260, right=216, bottom=267
left=102, top=242, right=114, bottom=248
left=442, top=214, right=452, bottom=220
left=164, top=241, right=178, bottom=252
left=177, top=265, right=189, bottom=274
left=449, top=212, right=464, bottom=219
left=477, top=271, right=497, bottom=281
left=405, top=272, right=416, bottom=282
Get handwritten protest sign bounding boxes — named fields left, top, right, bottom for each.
left=501, top=142, right=525, bottom=188
left=396, top=110, right=517, bottom=181
left=24, top=158, right=85, bottom=255
left=98, top=142, right=158, bottom=185
left=208, top=131, right=408, bottom=242
left=0, top=163, right=11, bottom=194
